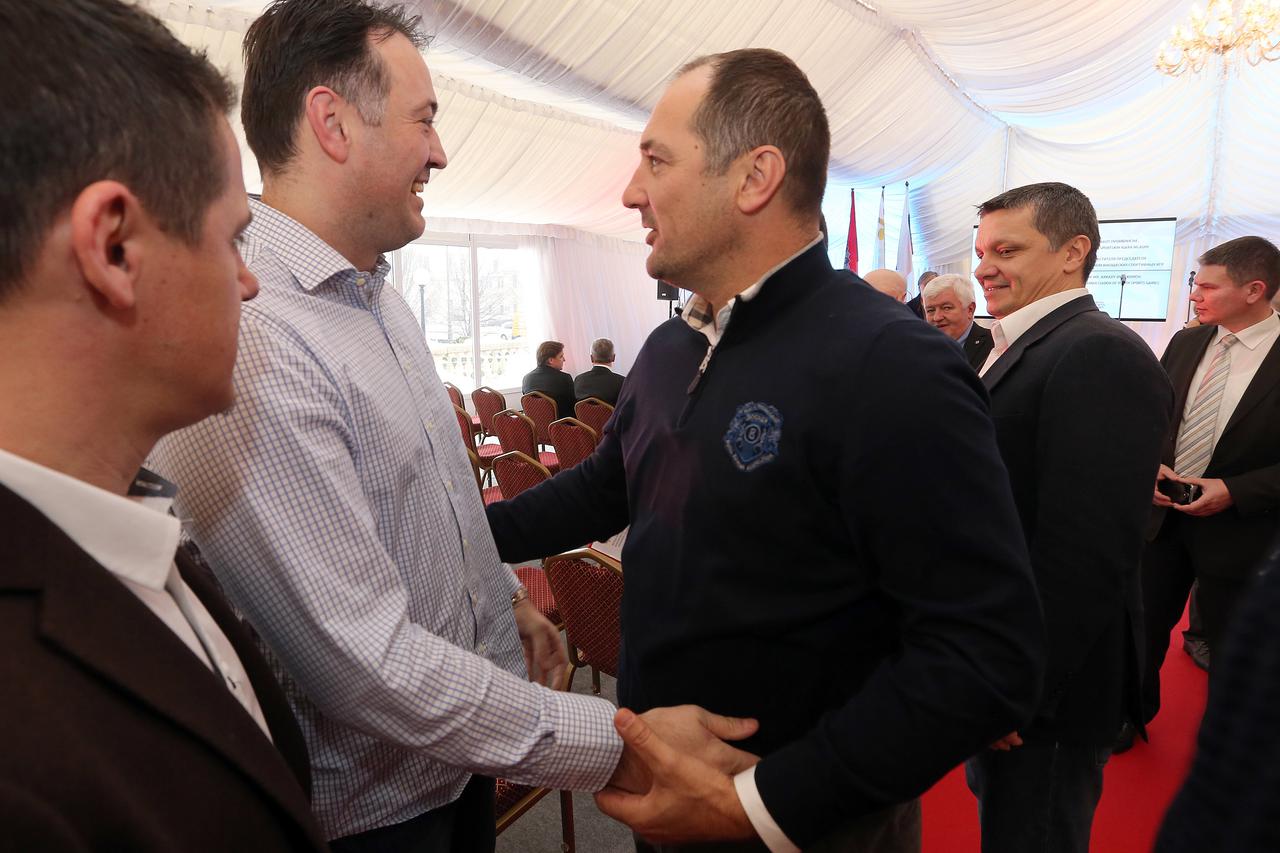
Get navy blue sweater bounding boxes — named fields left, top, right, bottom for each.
left=488, top=244, right=1044, bottom=845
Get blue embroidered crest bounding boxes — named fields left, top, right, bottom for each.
left=723, top=402, right=783, bottom=472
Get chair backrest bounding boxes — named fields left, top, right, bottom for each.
left=548, top=417, right=598, bottom=471
left=471, top=386, right=506, bottom=434
left=544, top=549, right=624, bottom=676
left=443, top=381, right=465, bottom=410
left=492, top=450, right=551, bottom=500
left=491, top=409, right=537, bottom=458
left=574, top=397, right=614, bottom=438
left=520, top=390, right=557, bottom=446
left=464, top=446, right=483, bottom=493
left=452, top=404, right=478, bottom=449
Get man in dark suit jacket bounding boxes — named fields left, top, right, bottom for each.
left=0, top=2, right=325, bottom=849
left=488, top=49, right=1045, bottom=850
left=922, top=272, right=995, bottom=370
left=1139, top=236, right=1280, bottom=730
left=968, top=183, right=1173, bottom=853
left=905, top=270, right=937, bottom=320
left=573, top=338, right=627, bottom=406
left=522, top=340, right=577, bottom=420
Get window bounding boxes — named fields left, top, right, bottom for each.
left=391, top=235, right=542, bottom=392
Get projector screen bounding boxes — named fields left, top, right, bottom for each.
left=971, top=217, right=1177, bottom=321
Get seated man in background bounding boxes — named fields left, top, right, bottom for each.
left=923, top=273, right=994, bottom=370
left=489, top=47, right=1044, bottom=851
left=0, top=1, right=325, bottom=850
left=523, top=339, right=577, bottom=418
left=574, top=337, right=627, bottom=406
left=863, top=267, right=908, bottom=302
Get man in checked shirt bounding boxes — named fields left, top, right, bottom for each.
left=150, top=1, right=755, bottom=850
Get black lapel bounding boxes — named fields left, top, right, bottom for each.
left=1220, top=330, right=1280, bottom=440
left=0, top=486, right=320, bottom=844
left=982, top=295, right=1099, bottom=392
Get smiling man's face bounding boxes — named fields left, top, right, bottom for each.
left=974, top=206, right=1077, bottom=319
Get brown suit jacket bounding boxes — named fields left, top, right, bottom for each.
left=0, top=484, right=327, bottom=852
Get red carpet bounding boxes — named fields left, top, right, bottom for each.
left=922, top=615, right=1208, bottom=852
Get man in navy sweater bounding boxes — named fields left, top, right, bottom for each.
left=487, top=49, right=1045, bottom=851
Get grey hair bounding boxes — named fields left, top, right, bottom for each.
left=923, top=273, right=976, bottom=306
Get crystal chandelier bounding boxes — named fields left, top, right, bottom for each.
left=1156, top=0, right=1280, bottom=76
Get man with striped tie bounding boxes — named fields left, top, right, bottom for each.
left=1139, top=236, right=1280, bottom=733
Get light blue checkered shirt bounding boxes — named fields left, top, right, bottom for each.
left=150, top=199, right=620, bottom=839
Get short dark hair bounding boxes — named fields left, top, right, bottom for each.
left=591, top=339, right=615, bottom=363
left=242, top=0, right=426, bottom=176
left=536, top=341, right=564, bottom=366
left=1200, top=236, right=1280, bottom=300
left=977, top=182, right=1101, bottom=282
left=678, top=49, right=830, bottom=218
left=0, top=0, right=234, bottom=298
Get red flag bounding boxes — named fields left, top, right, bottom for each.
left=844, top=189, right=858, bottom=272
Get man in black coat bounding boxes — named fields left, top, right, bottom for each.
left=522, top=340, right=577, bottom=420
left=966, top=182, right=1173, bottom=853
left=573, top=338, right=627, bottom=406
left=922, top=272, right=994, bottom=370
left=1140, top=236, right=1280, bottom=730
left=0, top=2, right=325, bottom=849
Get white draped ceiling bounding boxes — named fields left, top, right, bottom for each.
left=149, top=0, right=1280, bottom=354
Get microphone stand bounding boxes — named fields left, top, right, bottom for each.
left=1185, top=270, right=1196, bottom=324
left=1117, top=273, right=1127, bottom=319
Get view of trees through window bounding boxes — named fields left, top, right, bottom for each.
left=394, top=239, right=540, bottom=392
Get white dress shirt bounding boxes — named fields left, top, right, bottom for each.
left=979, top=288, right=1092, bottom=377
left=1178, top=312, right=1280, bottom=461
left=0, top=449, right=272, bottom=740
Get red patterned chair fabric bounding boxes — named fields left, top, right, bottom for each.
left=471, top=386, right=506, bottom=440
left=444, top=381, right=481, bottom=438
left=544, top=549, right=624, bottom=695
left=454, top=406, right=500, bottom=484
left=514, top=564, right=561, bottom=626
left=520, top=390, right=559, bottom=447
left=548, top=417, right=598, bottom=471
left=491, top=410, right=559, bottom=473
left=574, top=397, right=614, bottom=439
left=491, top=450, right=551, bottom=500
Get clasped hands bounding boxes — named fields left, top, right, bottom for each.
left=598, top=705, right=761, bottom=845
left=1151, top=464, right=1233, bottom=517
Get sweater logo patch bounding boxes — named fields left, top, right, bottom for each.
left=723, top=402, right=783, bottom=472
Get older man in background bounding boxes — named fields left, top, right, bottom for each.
left=924, top=273, right=994, bottom=370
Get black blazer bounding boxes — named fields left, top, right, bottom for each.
left=1146, top=322, right=1280, bottom=578
left=573, top=365, right=625, bottom=406
left=962, top=322, right=995, bottom=371
left=983, top=295, right=1173, bottom=745
left=521, top=364, right=575, bottom=421
left=0, top=485, right=327, bottom=852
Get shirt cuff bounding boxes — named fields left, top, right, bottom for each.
left=539, top=690, right=625, bottom=792
left=501, top=562, right=523, bottom=598
left=733, top=765, right=800, bottom=853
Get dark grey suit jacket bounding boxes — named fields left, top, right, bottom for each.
left=1146, top=320, right=1280, bottom=578
left=573, top=365, right=625, bottom=406
left=983, top=294, right=1173, bottom=745
left=962, top=322, right=995, bottom=371
left=0, top=484, right=327, bottom=852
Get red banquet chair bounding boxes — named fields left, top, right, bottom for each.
left=520, top=390, right=558, bottom=448
left=471, top=386, right=506, bottom=442
left=444, top=381, right=481, bottom=440
left=491, top=410, right=560, bottom=473
left=573, top=397, right=613, bottom=439
left=496, top=778, right=574, bottom=852
left=548, top=417, right=598, bottom=471
left=490, top=450, right=562, bottom=628
left=544, top=548, right=624, bottom=696
left=465, top=447, right=502, bottom=506
left=453, top=405, right=500, bottom=485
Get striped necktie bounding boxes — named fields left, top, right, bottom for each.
left=1174, top=333, right=1238, bottom=478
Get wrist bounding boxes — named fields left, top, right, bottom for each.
left=512, top=586, right=529, bottom=609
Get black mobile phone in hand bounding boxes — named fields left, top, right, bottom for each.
left=1158, top=479, right=1203, bottom=505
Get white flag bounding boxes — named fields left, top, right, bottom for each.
left=896, top=185, right=913, bottom=291
left=873, top=187, right=886, bottom=269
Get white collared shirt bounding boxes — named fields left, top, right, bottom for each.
left=1178, top=312, right=1280, bottom=459
left=0, top=449, right=271, bottom=740
left=979, top=288, right=1091, bottom=377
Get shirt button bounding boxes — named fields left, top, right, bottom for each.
left=476, top=642, right=488, bottom=655
left=355, top=276, right=366, bottom=287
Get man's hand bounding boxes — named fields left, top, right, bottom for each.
left=1152, top=463, right=1176, bottom=507
left=608, top=704, right=760, bottom=794
left=512, top=598, right=569, bottom=688
left=596, top=709, right=757, bottom=845
left=988, top=731, right=1023, bottom=751
left=1173, top=476, right=1233, bottom=517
